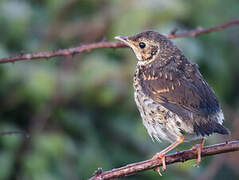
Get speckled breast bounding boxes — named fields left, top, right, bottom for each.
left=133, top=68, right=197, bottom=143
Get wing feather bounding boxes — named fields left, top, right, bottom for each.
left=138, top=62, right=229, bottom=136
left=140, top=66, right=220, bottom=118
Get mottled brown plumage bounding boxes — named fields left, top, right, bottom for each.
left=115, top=31, right=229, bottom=174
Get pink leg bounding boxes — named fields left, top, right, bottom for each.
left=153, top=136, right=185, bottom=175
left=192, top=138, right=205, bottom=165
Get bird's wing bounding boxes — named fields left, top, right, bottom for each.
left=139, top=64, right=228, bottom=135
left=140, top=67, right=219, bottom=117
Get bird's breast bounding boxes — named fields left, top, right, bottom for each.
left=133, top=69, right=196, bottom=142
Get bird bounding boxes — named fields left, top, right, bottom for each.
left=115, top=30, right=230, bottom=175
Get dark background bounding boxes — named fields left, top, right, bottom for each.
left=0, top=0, right=239, bottom=180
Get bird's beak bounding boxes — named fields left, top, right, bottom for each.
left=114, top=36, right=130, bottom=46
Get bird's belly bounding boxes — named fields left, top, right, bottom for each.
left=134, top=91, right=198, bottom=143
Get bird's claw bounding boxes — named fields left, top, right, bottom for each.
left=191, top=143, right=202, bottom=166
left=154, top=167, right=162, bottom=176
left=152, top=153, right=166, bottom=176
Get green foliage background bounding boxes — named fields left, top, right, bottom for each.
left=0, top=0, right=239, bottom=180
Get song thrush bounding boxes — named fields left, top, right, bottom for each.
left=115, top=31, right=229, bottom=175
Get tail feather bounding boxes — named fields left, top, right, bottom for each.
left=214, top=123, right=230, bottom=135
left=193, top=122, right=230, bottom=136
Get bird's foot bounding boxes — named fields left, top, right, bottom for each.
left=191, top=143, right=203, bottom=166
left=152, top=153, right=166, bottom=176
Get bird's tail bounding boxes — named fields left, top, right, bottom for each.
left=193, top=121, right=230, bottom=136
left=214, top=123, right=230, bottom=135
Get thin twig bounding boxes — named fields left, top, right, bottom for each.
left=89, top=140, right=239, bottom=180
left=0, top=130, right=30, bottom=138
left=168, top=18, right=239, bottom=38
left=0, top=42, right=126, bottom=64
left=0, top=18, right=239, bottom=64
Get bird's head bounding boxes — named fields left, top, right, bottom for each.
left=115, top=31, right=176, bottom=66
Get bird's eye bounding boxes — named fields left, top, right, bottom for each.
left=139, top=42, right=146, bottom=49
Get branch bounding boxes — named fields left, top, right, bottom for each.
left=0, top=18, right=239, bottom=64
left=167, top=18, right=239, bottom=38
left=89, top=140, right=239, bottom=180
left=0, top=42, right=126, bottom=64
left=0, top=130, right=30, bottom=138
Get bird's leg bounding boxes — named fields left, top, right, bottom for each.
left=192, top=138, right=205, bottom=166
left=153, top=136, right=185, bottom=175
